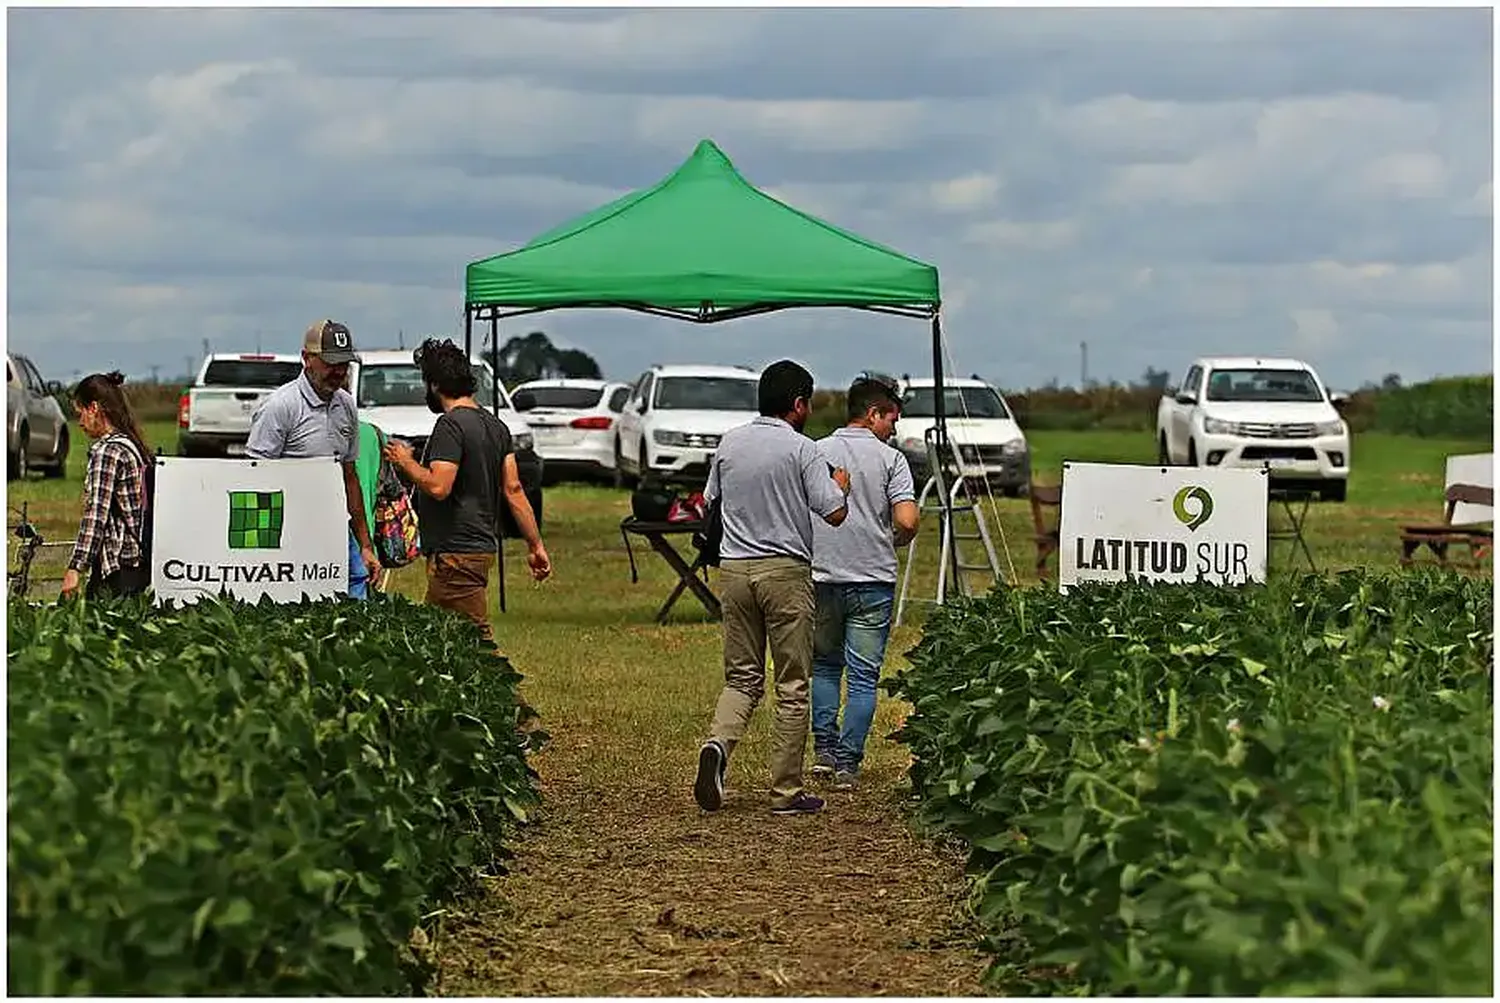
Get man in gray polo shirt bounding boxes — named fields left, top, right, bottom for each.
left=809, top=372, right=919, bottom=789
left=245, top=319, right=381, bottom=597
left=694, top=359, right=850, bottom=816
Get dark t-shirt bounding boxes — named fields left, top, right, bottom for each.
left=417, top=406, right=513, bottom=554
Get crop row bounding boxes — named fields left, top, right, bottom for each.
left=888, top=570, right=1493, bottom=996
left=7, top=594, right=542, bottom=995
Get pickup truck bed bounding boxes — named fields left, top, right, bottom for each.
left=178, top=354, right=303, bottom=457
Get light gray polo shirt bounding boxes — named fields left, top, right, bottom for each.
left=705, top=416, right=847, bottom=563
left=812, top=426, right=916, bottom=584
left=245, top=373, right=360, bottom=463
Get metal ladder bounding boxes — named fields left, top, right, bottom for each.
left=894, top=426, right=1005, bottom=627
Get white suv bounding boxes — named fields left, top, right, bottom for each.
left=614, top=364, right=761, bottom=488
left=893, top=376, right=1031, bottom=496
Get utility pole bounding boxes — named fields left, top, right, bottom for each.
left=184, top=356, right=194, bottom=381
left=201, top=338, right=211, bottom=366
left=255, top=329, right=262, bottom=354
left=398, top=329, right=404, bottom=350
left=149, top=364, right=161, bottom=384
left=1080, top=341, right=1089, bottom=389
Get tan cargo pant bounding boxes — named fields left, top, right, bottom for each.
left=425, top=552, right=495, bottom=645
left=707, top=555, right=816, bottom=807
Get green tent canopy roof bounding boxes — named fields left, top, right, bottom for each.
left=465, top=139, right=939, bottom=318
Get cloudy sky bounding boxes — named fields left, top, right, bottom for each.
left=8, top=6, right=1493, bottom=392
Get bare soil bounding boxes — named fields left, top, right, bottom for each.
left=432, top=729, right=993, bottom=997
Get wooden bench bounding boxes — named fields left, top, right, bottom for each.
left=1399, top=483, right=1493, bottom=569
left=1029, top=481, right=1062, bottom=580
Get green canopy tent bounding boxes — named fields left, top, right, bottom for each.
left=462, top=139, right=965, bottom=609
left=463, top=138, right=956, bottom=432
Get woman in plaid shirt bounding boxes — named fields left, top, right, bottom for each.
left=61, top=372, right=155, bottom=599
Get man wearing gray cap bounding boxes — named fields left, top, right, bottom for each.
left=245, top=319, right=382, bottom=597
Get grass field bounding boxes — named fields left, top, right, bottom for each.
left=6, top=422, right=1491, bottom=995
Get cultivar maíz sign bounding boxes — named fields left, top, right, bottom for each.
left=1057, top=462, right=1268, bottom=589
left=150, top=457, right=350, bottom=604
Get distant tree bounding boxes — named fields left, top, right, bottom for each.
left=488, top=330, right=603, bottom=385
left=1138, top=366, right=1172, bottom=391
left=554, top=349, right=603, bottom=379
left=1381, top=372, right=1403, bottom=391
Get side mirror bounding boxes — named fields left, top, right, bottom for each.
left=45, top=380, right=63, bottom=396
left=1175, top=393, right=1196, bottom=406
left=636, top=399, right=649, bottom=414
left=512, top=390, right=536, bottom=411
left=1329, top=390, right=1349, bottom=407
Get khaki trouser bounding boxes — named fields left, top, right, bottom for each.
left=425, top=552, right=495, bottom=645
left=708, top=555, right=816, bottom=806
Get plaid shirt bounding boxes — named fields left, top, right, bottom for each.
left=69, top=433, right=148, bottom=578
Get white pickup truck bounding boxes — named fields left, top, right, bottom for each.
left=1156, top=356, right=1351, bottom=502
left=177, top=353, right=303, bottom=457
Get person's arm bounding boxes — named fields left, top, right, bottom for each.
left=63, top=445, right=120, bottom=593
left=801, top=441, right=849, bottom=527
left=387, top=414, right=461, bottom=501
left=501, top=453, right=551, bottom=579
left=342, top=461, right=377, bottom=549
left=244, top=397, right=287, bottom=459
left=888, top=449, right=920, bottom=547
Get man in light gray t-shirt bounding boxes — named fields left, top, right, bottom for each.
left=809, top=373, right=919, bottom=788
left=694, top=360, right=850, bottom=817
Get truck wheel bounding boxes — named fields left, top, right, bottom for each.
left=1158, top=435, right=1171, bottom=465
left=1187, top=440, right=1199, bottom=466
left=42, top=427, right=68, bottom=478
left=1320, top=480, right=1347, bottom=503
left=10, top=425, right=29, bottom=480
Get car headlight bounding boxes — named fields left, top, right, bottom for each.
left=1001, top=438, right=1026, bottom=455
left=513, top=431, right=534, bottom=451
left=1202, top=417, right=1240, bottom=436
left=1314, top=420, right=1345, bottom=436
left=653, top=429, right=689, bottom=447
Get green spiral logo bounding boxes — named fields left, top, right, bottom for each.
left=1173, top=485, right=1214, bottom=532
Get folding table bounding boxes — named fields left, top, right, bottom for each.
left=619, top=516, right=721, bottom=624
left=1267, top=488, right=1318, bottom=572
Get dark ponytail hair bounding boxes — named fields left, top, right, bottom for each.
left=74, top=371, right=153, bottom=467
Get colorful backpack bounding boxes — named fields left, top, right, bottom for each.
left=372, top=430, right=421, bottom=568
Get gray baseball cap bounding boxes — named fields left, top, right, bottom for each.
left=303, top=319, right=359, bottom=365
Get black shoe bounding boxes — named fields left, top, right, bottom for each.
left=771, top=791, right=825, bottom=815
left=694, top=741, right=726, bottom=811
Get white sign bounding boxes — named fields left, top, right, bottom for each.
left=1058, top=462, right=1269, bottom=590
left=1444, top=453, right=1493, bottom=526
left=151, top=457, right=350, bottom=605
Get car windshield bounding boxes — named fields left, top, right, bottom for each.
left=901, top=386, right=1011, bottom=420
left=358, top=364, right=509, bottom=409
left=1204, top=368, right=1324, bottom=403
left=202, top=360, right=304, bottom=388
left=519, top=385, right=604, bottom=410
left=654, top=376, right=759, bottom=411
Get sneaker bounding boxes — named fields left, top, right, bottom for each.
left=694, top=741, right=726, bottom=811
left=833, top=769, right=859, bottom=790
left=771, top=791, right=826, bottom=815
left=811, top=752, right=836, bottom=778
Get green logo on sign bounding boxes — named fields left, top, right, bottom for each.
left=1172, top=485, right=1214, bottom=532
left=228, top=491, right=285, bottom=549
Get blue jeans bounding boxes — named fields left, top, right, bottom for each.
left=347, top=530, right=369, bottom=600
left=811, top=581, right=895, bottom=773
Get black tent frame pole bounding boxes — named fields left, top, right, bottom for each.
left=463, top=296, right=942, bottom=616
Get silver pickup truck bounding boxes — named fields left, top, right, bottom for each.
left=177, top=353, right=303, bottom=457
left=7, top=351, right=70, bottom=479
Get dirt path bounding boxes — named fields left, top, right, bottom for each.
left=434, top=722, right=991, bottom=996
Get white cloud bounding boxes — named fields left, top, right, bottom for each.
left=6, top=7, right=1491, bottom=392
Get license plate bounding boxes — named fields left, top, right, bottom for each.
left=533, top=427, right=563, bottom=440
left=1267, top=457, right=1298, bottom=469
left=226, top=443, right=246, bottom=456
